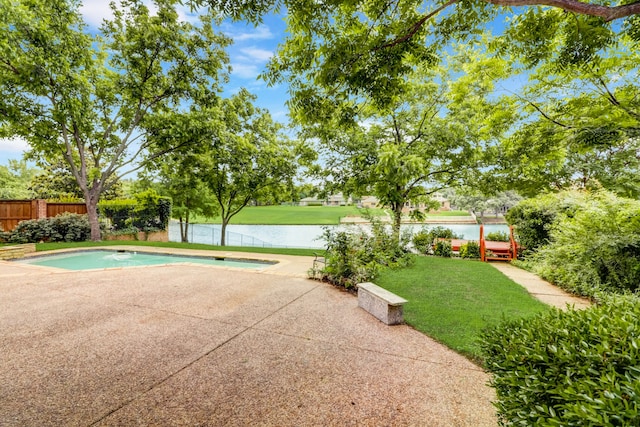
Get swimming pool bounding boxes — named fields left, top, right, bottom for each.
left=14, top=250, right=275, bottom=271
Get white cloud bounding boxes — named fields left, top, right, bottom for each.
left=0, top=137, right=30, bottom=153
left=230, top=63, right=261, bottom=79
left=227, top=24, right=274, bottom=42
left=79, top=0, right=200, bottom=28
left=238, top=47, right=273, bottom=62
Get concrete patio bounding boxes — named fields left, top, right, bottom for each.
left=0, top=250, right=496, bottom=426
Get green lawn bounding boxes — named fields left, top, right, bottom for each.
left=187, top=205, right=471, bottom=224
left=375, top=256, right=550, bottom=362
left=35, top=241, right=318, bottom=257
left=188, top=205, right=388, bottom=225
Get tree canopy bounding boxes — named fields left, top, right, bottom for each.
left=0, top=0, right=230, bottom=239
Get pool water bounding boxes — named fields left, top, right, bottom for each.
left=15, top=250, right=274, bottom=271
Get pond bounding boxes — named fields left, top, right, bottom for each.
left=168, top=222, right=510, bottom=249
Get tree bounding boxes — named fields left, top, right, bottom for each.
left=0, top=0, right=230, bottom=240
left=200, top=90, right=298, bottom=246
left=239, top=0, right=639, bottom=124
left=308, top=53, right=516, bottom=239
left=492, top=20, right=640, bottom=197
left=0, top=160, right=37, bottom=199
left=143, top=153, right=217, bottom=243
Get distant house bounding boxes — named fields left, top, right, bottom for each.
left=299, top=196, right=324, bottom=206
left=325, top=193, right=351, bottom=206
left=401, top=192, right=452, bottom=214
left=299, top=193, right=351, bottom=206
left=359, top=196, right=379, bottom=209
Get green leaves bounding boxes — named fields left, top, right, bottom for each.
left=481, top=296, right=640, bottom=426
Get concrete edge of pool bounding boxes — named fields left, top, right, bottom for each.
left=5, top=246, right=314, bottom=278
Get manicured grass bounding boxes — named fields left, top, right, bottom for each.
left=189, top=205, right=388, bottom=225
left=35, top=241, right=318, bottom=257
left=375, top=256, right=550, bottom=362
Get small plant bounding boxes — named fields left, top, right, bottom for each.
left=433, top=240, right=452, bottom=257
left=412, top=226, right=461, bottom=255
left=459, top=241, right=480, bottom=259
left=313, top=217, right=413, bottom=289
left=485, top=231, right=509, bottom=242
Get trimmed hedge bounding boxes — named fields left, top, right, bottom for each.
left=99, top=190, right=171, bottom=232
left=481, top=296, right=640, bottom=426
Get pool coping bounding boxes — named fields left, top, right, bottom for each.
left=6, top=245, right=314, bottom=278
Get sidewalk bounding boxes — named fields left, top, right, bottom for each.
left=490, top=263, right=591, bottom=310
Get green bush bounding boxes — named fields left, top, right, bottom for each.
left=411, top=232, right=433, bottom=254
left=533, top=191, right=640, bottom=297
left=459, top=241, right=480, bottom=259
left=412, top=226, right=461, bottom=255
left=99, top=199, right=136, bottom=230
left=314, top=218, right=413, bottom=289
left=433, top=240, right=452, bottom=257
left=99, top=190, right=172, bottom=232
left=506, top=191, right=585, bottom=256
left=485, top=231, right=509, bottom=242
left=5, top=213, right=91, bottom=243
left=481, top=296, right=640, bottom=426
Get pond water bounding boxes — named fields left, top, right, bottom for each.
left=168, top=222, right=510, bottom=249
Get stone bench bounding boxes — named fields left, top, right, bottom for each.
left=357, top=282, right=408, bottom=325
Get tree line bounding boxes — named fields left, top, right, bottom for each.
left=1, top=0, right=638, bottom=242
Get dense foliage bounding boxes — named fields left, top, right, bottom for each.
left=411, top=226, right=461, bottom=255
left=312, top=219, right=413, bottom=289
left=459, top=241, right=480, bottom=259
left=481, top=295, right=640, bottom=426
left=506, top=191, right=585, bottom=254
left=532, top=191, right=640, bottom=298
left=99, top=190, right=172, bottom=233
left=0, top=213, right=91, bottom=243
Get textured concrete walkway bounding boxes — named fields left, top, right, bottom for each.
left=490, top=263, right=591, bottom=310
left=0, top=249, right=496, bottom=426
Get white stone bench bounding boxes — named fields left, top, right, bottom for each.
left=357, top=282, right=408, bottom=325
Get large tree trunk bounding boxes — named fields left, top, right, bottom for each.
left=85, top=195, right=101, bottom=241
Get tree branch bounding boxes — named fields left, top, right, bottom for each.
left=484, top=0, right=640, bottom=21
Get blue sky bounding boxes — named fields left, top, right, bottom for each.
left=0, top=1, right=290, bottom=167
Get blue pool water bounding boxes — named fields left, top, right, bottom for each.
left=15, top=250, right=275, bottom=271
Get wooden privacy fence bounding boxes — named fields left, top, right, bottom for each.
left=0, top=200, right=87, bottom=232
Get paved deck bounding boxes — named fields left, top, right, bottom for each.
left=0, top=248, right=496, bottom=426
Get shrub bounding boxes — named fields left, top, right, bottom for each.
left=411, top=226, right=461, bottom=255
left=433, top=240, right=452, bottom=257
left=506, top=191, right=586, bottom=256
left=314, top=218, right=413, bottom=289
left=459, top=241, right=480, bottom=259
left=411, top=231, right=433, bottom=254
left=99, top=190, right=172, bottom=232
left=481, top=295, right=640, bottom=426
left=6, top=213, right=90, bottom=243
left=532, top=191, right=640, bottom=297
left=485, top=231, right=509, bottom=242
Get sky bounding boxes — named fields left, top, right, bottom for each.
left=0, top=1, right=290, bottom=167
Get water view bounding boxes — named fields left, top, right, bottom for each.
left=168, top=222, right=511, bottom=249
